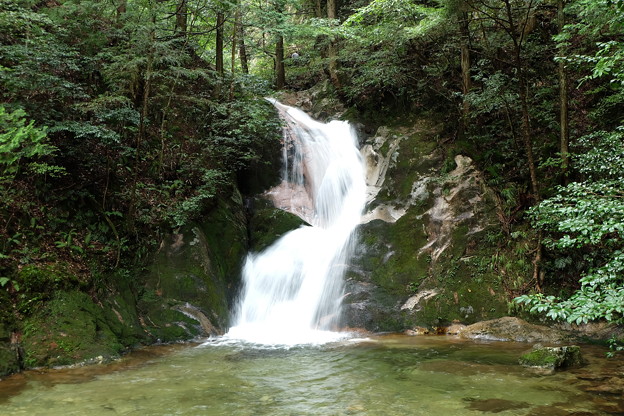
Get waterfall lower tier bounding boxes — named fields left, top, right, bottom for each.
left=225, top=100, right=366, bottom=346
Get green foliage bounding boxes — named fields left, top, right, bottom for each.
left=514, top=0, right=624, bottom=326
left=338, top=0, right=446, bottom=109
left=516, top=128, right=624, bottom=324
left=562, top=0, right=624, bottom=85
left=0, top=0, right=284, bottom=299
left=0, top=106, right=59, bottom=178
left=607, top=335, right=624, bottom=357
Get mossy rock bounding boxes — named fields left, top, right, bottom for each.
left=361, top=214, right=431, bottom=295
left=15, top=263, right=81, bottom=294
left=519, top=345, right=585, bottom=370
left=137, top=303, right=202, bottom=342
left=248, top=197, right=307, bottom=253
left=0, top=322, right=20, bottom=376
left=345, top=120, right=513, bottom=331
left=144, top=189, right=248, bottom=332
left=20, top=290, right=127, bottom=368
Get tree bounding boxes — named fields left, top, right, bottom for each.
left=216, top=11, right=225, bottom=76
left=516, top=0, right=624, bottom=328
left=276, top=33, right=286, bottom=88
left=175, top=0, right=188, bottom=36
left=326, top=0, right=340, bottom=89
left=557, top=0, right=570, bottom=182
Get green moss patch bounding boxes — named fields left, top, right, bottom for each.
left=21, top=291, right=126, bottom=368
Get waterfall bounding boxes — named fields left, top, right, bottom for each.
left=226, top=100, right=366, bottom=345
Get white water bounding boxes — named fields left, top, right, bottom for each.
left=225, top=101, right=366, bottom=346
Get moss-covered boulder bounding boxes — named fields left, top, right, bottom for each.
left=519, top=345, right=585, bottom=370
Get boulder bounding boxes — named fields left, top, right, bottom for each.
left=519, top=345, right=585, bottom=370
left=459, top=317, right=572, bottom=343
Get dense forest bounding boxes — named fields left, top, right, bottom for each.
left=1, top=0, right=623, bottom=360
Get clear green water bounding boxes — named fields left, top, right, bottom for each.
left=1, top=335, right=621, bottom=415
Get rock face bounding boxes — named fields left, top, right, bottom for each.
left=12, top=190, right=251, bottom=373
left=519, top=345, right=585, bottom=370
left=342, top=120, right=508, bottom=331
left=141, top=190, right=249, bottom=335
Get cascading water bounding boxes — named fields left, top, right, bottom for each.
left=225, top=100, right=366, bottom=346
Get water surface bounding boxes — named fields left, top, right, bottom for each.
left=1, top=335, right=621, bottom=415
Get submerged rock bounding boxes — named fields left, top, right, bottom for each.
left=463, top=397, right=531, bottom=413
left=519, top=345, right=585, bottom=370
left=459, top=317, right=572, bottom=343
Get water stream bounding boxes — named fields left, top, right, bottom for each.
left=226, top=100, right=366, bottom=346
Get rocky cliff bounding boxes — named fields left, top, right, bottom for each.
left=342, top=119, right=510, bottom=331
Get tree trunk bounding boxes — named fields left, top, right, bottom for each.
left=175, top=0, right=188, bottom=37
left=558, top=0, right=570, bottom=184
left=216, top=12, right=225, bottom=76
left=459, top=7, right=471, bottom=139
left=231, top=9, right=239, bottom=74
left=239, top=24, right=249, bottom=74
left=117, top=0, right=127, bottom=16
left=275, top=34, right=285, bottom=89
left=116, top=0, right=126, bottom=22
left=501, top=0, right=542, bottom=287
left=230, top=7, right=240, bottom=99
left=327, top=0, right=340, bottom=89
left=518, top=74, right=539, bottom=202
left=129, top=16, right=155, bottom=230
left=315, top=0, right=322, bottom=18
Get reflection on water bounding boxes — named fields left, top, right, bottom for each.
left=0, top=335, right=622, bottom=415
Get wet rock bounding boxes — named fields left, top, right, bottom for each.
left=582, top=376, right=624, bottom=395
left=554, top=321, right=624, bottom=343
left=174, top=304, right=219, bottom=337
left=247, top=197, right=307, bottom=252
left=442, top=322, right=467, bottom=335
left=519, top=345, right=585, bottom=370
left=342, top=279, right=403, bottom=332
left=276, top=81, right=346, bottom=121
left=463, top=397, right=530, bottom=413
left=405, top=327, right=430, bottom=335
left=345, top=130, right=509, bottom=331
left=459, top=317, right=572, bottom=343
